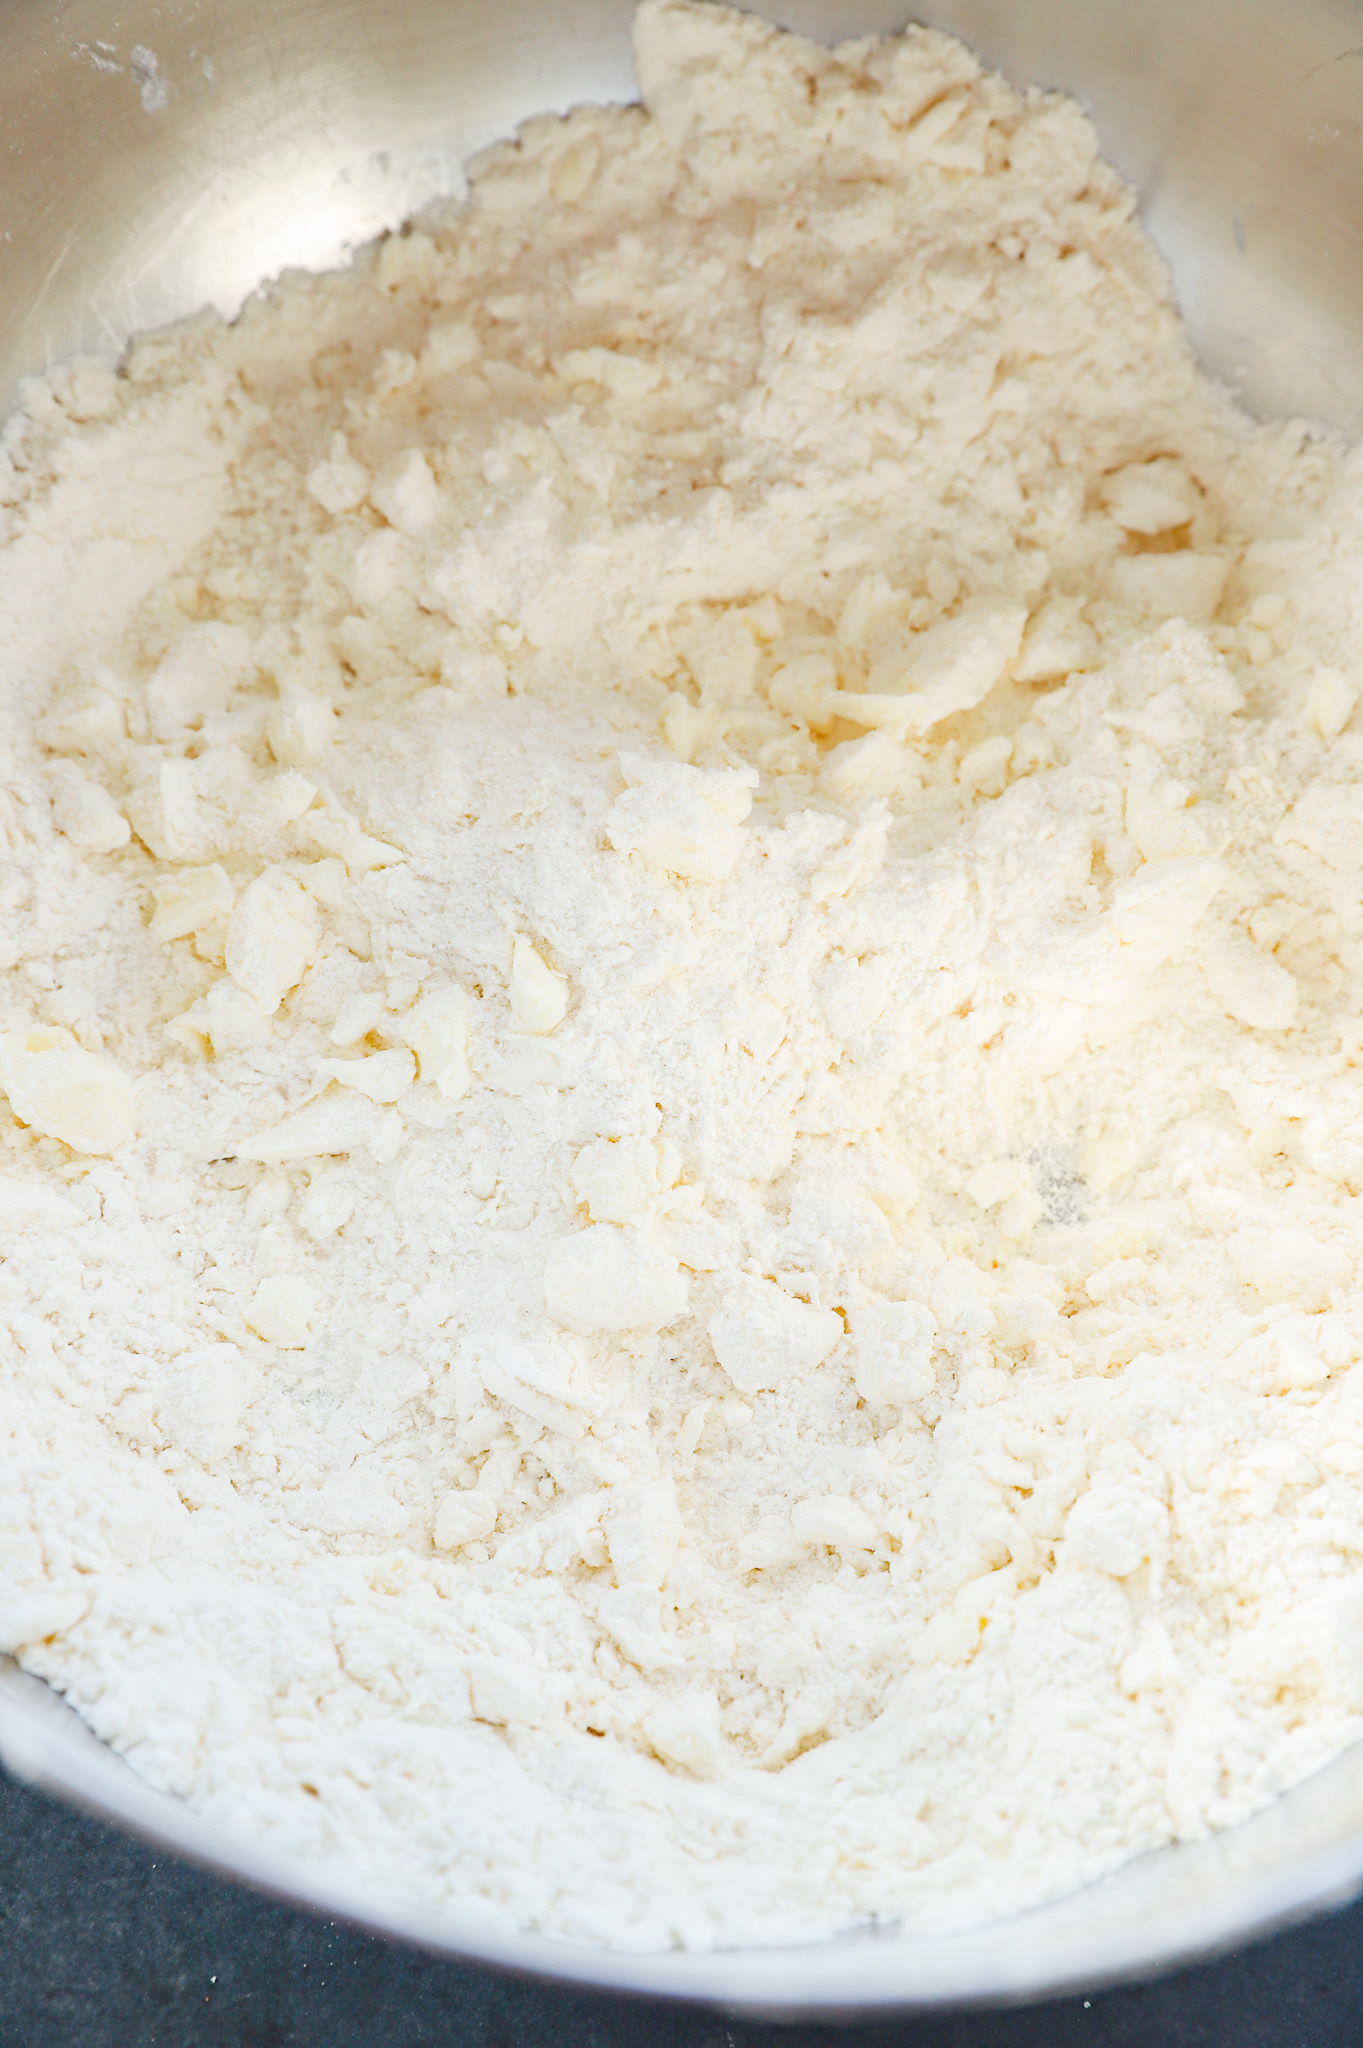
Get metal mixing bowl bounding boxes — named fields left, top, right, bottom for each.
left=3, top=0, right=1363, bottom=2014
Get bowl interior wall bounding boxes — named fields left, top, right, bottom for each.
left=3, top=0, right=1363, bottom=2008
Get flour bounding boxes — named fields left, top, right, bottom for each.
left=4, top=0, right=1363, bottom=1952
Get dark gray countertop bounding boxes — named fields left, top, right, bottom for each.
left=0, top=1763, right=1357, bottom=2047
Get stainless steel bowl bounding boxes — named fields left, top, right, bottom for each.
left=4, top=0, right=1363, bottom=2013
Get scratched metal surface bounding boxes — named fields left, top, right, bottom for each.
left=4, top=0, right=1363, bottom=2012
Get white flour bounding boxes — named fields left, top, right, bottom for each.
left=4, top=0, right=1363, bottom=1952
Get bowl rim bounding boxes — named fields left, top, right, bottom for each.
left=3, top=1666, right=1363, bottom=2015
left=5, top=0, right=1363, bottom=2010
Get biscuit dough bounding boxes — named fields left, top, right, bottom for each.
left=3, top=0, right=1363, bottom=1951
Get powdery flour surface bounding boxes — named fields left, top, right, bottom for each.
left=6, top=0, right=1363, bottom=1952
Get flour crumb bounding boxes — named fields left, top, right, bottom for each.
left=5, top=0, right=1363, bottom=1956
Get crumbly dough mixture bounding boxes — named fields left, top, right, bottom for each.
left=4, top=0, right=1363, bottom=1952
